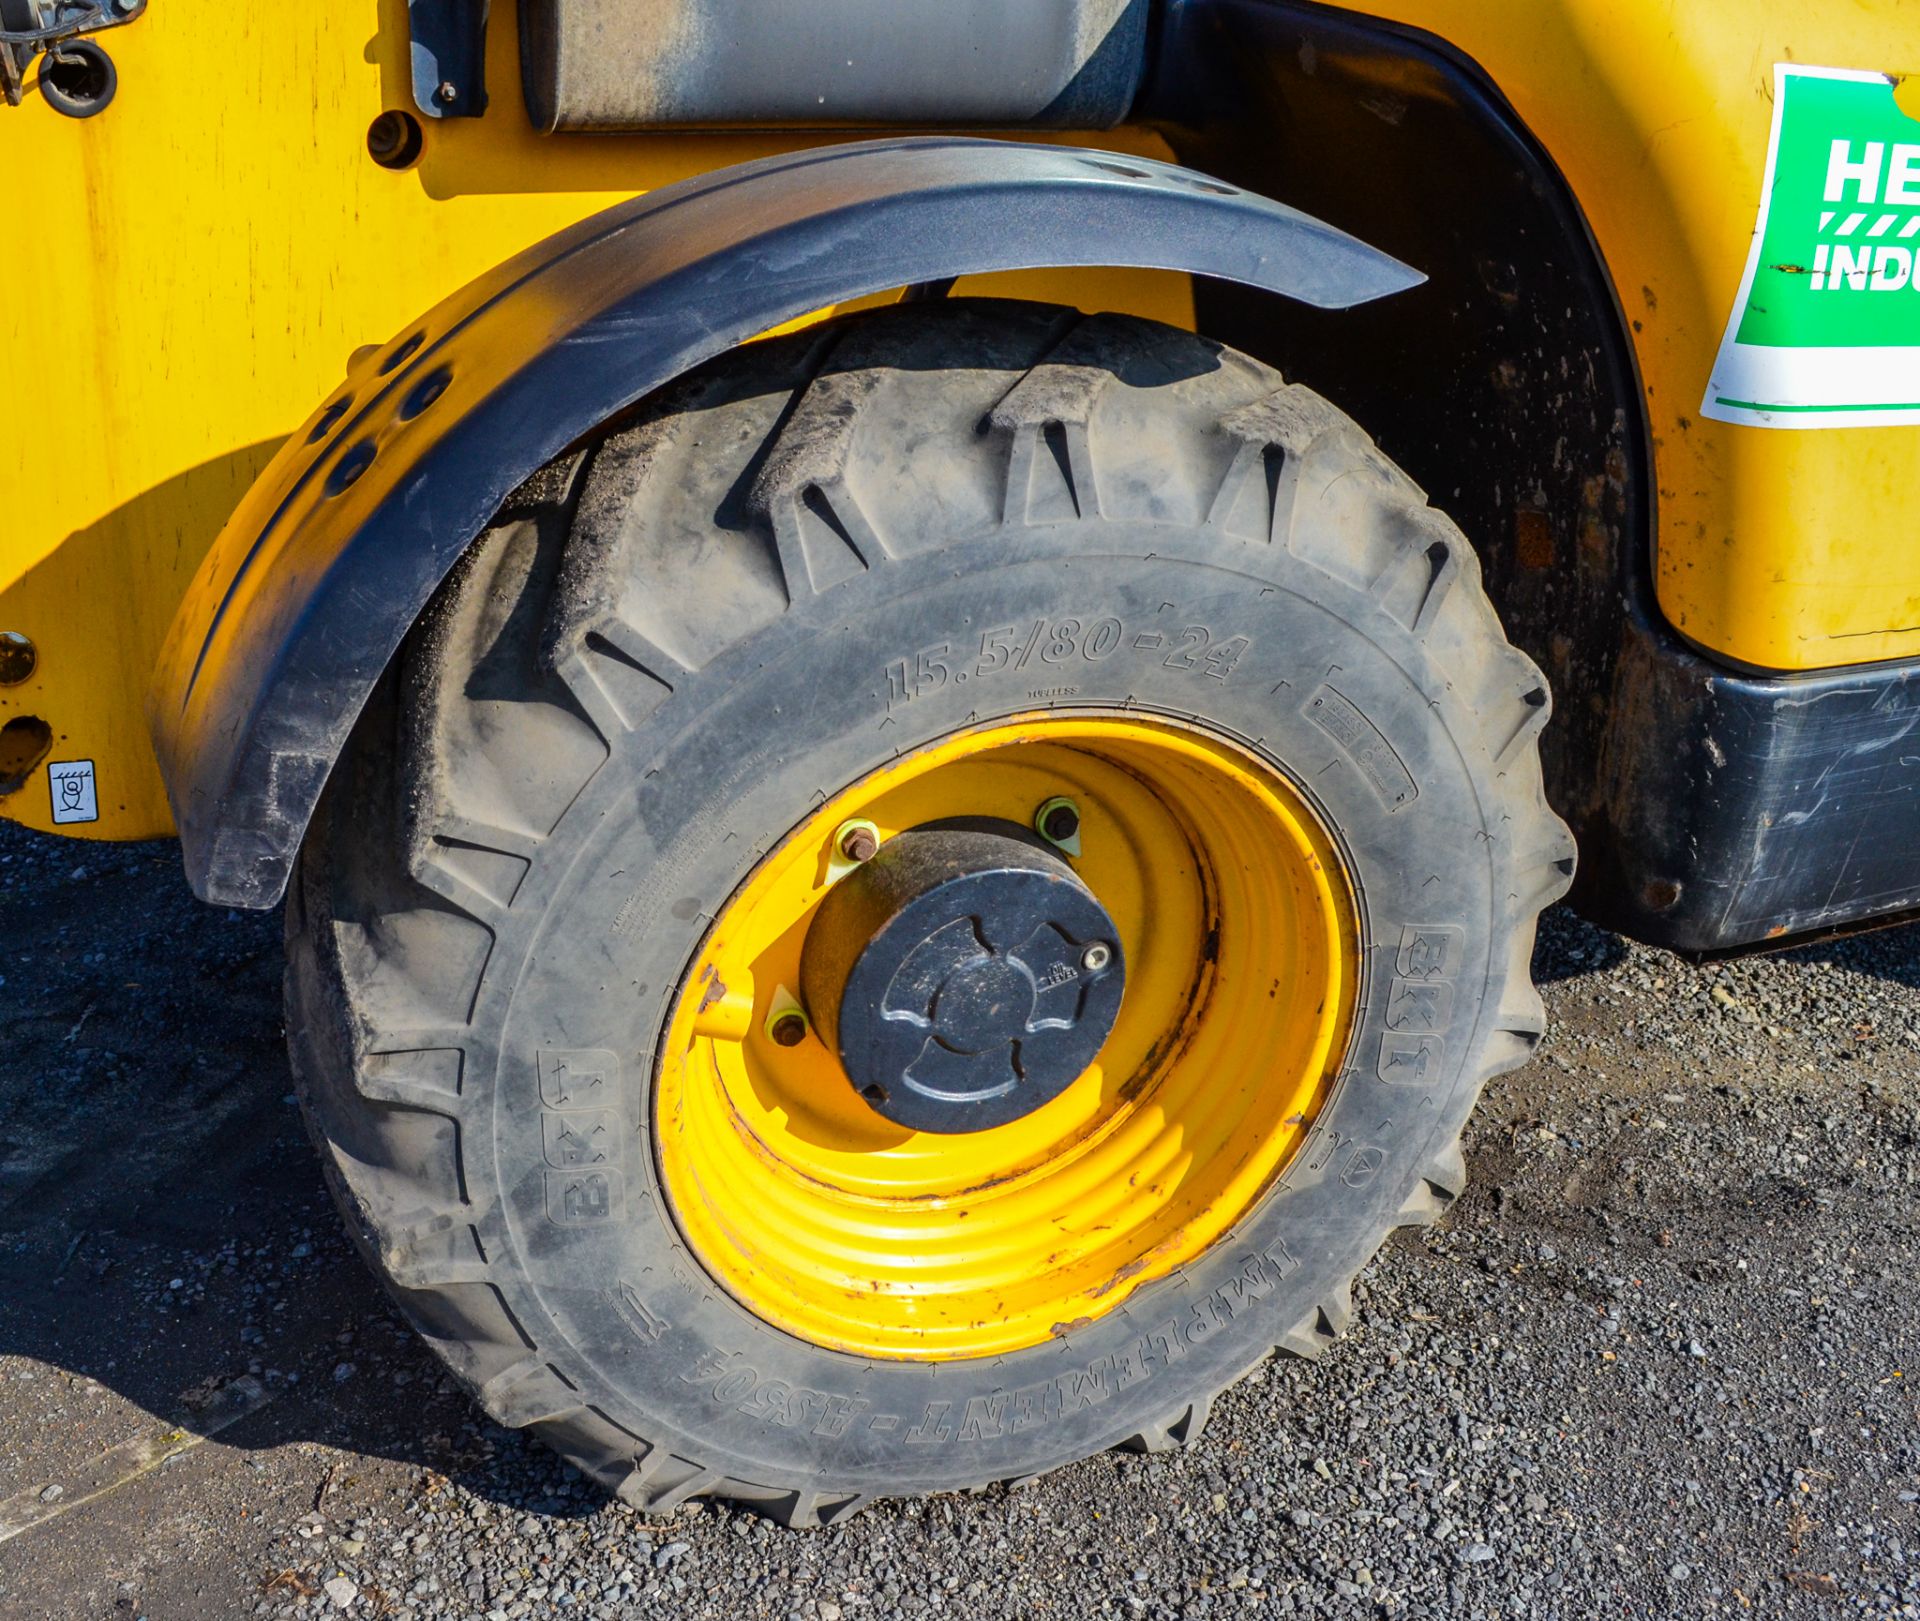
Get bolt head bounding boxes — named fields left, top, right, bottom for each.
left=436, top=79, right=459, bottom=103
left=1081, top=942, right=1112, bottom=973
left=839, top=826, right=879, bottom=863
left=770, top=1013, right=808, bottom=1048
left=1041, top=802, right=1080, bottom=843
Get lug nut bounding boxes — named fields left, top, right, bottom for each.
left=1036, top=796, right=1081, bottom=848
left=1081, top=942, right=1113, bottom=973
left=831, top=818, right=881, bottom=872
left=769, top=1012, right=809, bottom=1048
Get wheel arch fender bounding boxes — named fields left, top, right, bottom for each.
left=148, top=135, right=1422, bottom=908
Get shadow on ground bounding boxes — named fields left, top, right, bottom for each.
left=0, top=820, right=599, bottom=1522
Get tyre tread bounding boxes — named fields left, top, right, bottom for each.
left=287, top=297, right=1575, bottom=1522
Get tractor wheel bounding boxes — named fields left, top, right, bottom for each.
left=285, top=298, right=1573, bottom=1524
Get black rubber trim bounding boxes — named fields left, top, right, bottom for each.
left=1576, top=612, right=1920, bottom=955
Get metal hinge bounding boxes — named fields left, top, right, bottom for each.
left=1, top=0, right=144, bottom=113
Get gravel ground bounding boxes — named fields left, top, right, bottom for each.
left=1, top=814, right=1917, bottom=1620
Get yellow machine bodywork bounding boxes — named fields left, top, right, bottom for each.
left=3, top=0, right=1915, bottom=842
left=1364, top=0, right=1920, bottom=669
left=0, top=1, right=1193, bottom=840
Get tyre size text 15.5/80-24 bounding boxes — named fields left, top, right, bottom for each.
left=885, top=618, right=1252, bottom=706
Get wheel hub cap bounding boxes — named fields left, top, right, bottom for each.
left=801, top=822, right=1124, bottom=1133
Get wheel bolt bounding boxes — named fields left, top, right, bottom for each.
left=1036, top=796, right=1081, bottom=848
left=770, top=1012, right=808, bottom=1047
left=1081, top=942, right=1112, bottom=973
left=831, top=818, right=882, bottom=872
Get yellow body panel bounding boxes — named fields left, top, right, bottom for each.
left=4, top=0, right=1915, bottom=843
left=0, top=2, right=1191, bottom=840
left=1357, top=0, right=1920, bottom=667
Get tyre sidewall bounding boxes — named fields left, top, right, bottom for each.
left=471, top=520, right=1510, bottom=1493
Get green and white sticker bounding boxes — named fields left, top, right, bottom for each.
left=1704, top=64, right=1920, bottom=429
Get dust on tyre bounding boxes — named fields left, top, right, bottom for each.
left=286, top=298, right=1574, bottom=1524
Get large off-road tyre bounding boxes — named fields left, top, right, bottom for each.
left=286, top=299, right=1574, bottom=1525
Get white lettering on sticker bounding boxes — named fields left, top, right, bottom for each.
left=1887, top=145, right=1920, bottom=206
left=1824, top=138, right=1885, bottom=203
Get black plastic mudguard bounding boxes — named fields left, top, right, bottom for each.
left=147, top=136, right=1422, bottom=909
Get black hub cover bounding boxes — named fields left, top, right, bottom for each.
left=800, top=820, right=1125, bottom=1133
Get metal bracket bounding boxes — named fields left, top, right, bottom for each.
left=0, top=0, right=143, bottom=107
left=406, top=0, right=488, bottom=119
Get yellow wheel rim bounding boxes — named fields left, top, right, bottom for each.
left=655, top=714, right=1360, bottom=1359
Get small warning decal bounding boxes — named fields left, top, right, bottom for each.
left=48, top=760, right=98, bottom=825
left=1704, top=64, right=1920, bottom=429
